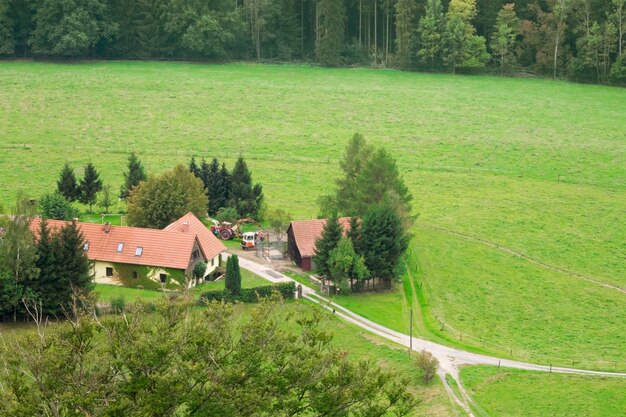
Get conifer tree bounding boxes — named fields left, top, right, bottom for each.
left=347, top=216, right=361, bottom=250
left=79, top=163, right=103, bottom=213
left=225, top=255, right=241, bottom=295
left=120, top=152, right=147, bottom=199
left=33, top=218, right=61, bottom=314
left=417, top=0, right=445, bottom=69
left=218, top=162, right=232, bottom=210
left=395, top=0, right=418, bottom=68
left=57, top=162, right=80, bottom=202
left=53, top=221, right=93, bottom=312
left=335, top=133, right=373, bottom=216
left=207, top=158, right=222, bottom=215
left=229, top=156, right=264, bottom=218
left=313, top=212, right=343, bottom=279
left=316, top=0, right=346, bottom=65
left=189, top=156, right=201, bottom=179
left=358, top=203, right=409, bottom=283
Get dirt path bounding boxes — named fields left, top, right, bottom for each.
left=419, top=224, right=626, bottom=295
left=237, top=255, right=626, bottom=416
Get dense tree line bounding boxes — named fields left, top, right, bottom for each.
left=0, top=195, right=93, bottom=320
left=189, top=155, right=264, bottom=219
left=0, top=0, right=624, bottom=83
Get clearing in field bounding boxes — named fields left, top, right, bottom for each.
left=0, top=61, right=624, bottom=369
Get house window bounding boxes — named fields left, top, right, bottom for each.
left=132, top=271, right=138, bottom=279
left=105, top=267, right=113, bottom=277
left=117, top=243, right=124, bottom=252
left=192, top=250, right=199, bottom=260
left=211, top=258, right=215, bottom=267
left=135, top=246, right=143, bottom=256
left=83, top=241, right=90, bottom=251
left=160, top=273, right=167, bottom=283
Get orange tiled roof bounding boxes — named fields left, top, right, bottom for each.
left=31, top=218, right=200, bottom=270
left=289, top=217, right=352, bottom=258
left=164, top=212, right=225, bottom=260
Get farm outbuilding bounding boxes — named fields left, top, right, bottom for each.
left=287, top=217, right=352, bottom=271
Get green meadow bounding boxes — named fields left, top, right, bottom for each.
left=0, top=61, right=624, bottom=369
left=461, top=366, right=626, bottom=417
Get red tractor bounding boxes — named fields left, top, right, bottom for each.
left=210, top=221, right=236, bottom=240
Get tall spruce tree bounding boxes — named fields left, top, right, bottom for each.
left=225, top=254, right=241, bottom=295
left=53, top=221, right=93, bottom=312
left=395, top=0, right=418, bottom=68
left=79, top=162, right=103, bottom=213
left=354, top=147, right=412, bottom=217
left=316, top=0, right=346, bottom=65
left=217, top=162, right=232, bottom=211
left=334, top=133, right=373, bottom=216
left=358, top=203, right=409, bottom=283
left=32, top=218, right=61, bottom=315
left=206, top=158, right=222, bottom=215
left=189, top=156, right=201, bottom=178
left=57, top=162, right=80, bottom=202
left=417, top=0, right=445, bottom=69
left=313, top=212, right=343, bottom=279
left=120, top=152, right=147, bottom=199
left=229, top=156, right=263, bottom=218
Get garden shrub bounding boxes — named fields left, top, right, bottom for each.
left=201, top=282, right=296, bottom=304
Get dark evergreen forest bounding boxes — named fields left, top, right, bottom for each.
left=0, top=0, right=624, bottom=84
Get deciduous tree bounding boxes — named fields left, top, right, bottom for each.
left=29, top=0, right=117, bottom=56
left=328, top=237, right=369, bottom=291
left=0, top=0, right=14, bottom=54
left=39, top=192, right=78, bottom=220
left=127, top=165, right=207, bottom=229
left=98, top=184, right=113, bottom=213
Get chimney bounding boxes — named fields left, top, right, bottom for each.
left=182, top=222, right=190, bottom=233
left=103, top=222, right=111, bottom=233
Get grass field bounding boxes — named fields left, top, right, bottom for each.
left=0, top=61, right=624, bottom=369
left=460, top=366, right=626, bottom=417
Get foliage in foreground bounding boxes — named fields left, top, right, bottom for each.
left=0, top=297, right=416, bottom=417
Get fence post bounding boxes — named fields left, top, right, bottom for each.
left=550, top=364, right=552, bottom=373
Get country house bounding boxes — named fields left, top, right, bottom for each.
left=31, top=212, right=225, bottom=289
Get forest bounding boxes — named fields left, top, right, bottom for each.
left=0, top=0, right=624, bottom=85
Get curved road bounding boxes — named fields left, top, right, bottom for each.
left=236, top=255, right=626, bottom=415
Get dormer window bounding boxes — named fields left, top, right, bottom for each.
left=135, top=247, right=143, bottom=256
left=83, top=241, right=90, bottom=251
left=117, top=243, right=124, bottom=252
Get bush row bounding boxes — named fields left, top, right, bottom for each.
left=201, top=282, right=296, bottom=303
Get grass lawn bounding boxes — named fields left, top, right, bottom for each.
left=1, top=61, right=624, bottom=370
left=95, top=269, right=272, bottom=303
left=460, top=366, right=626, bottom=417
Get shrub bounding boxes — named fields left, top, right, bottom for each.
left=415, top=350, right=439, bottom=384
left=193, top=262, right=207, bottom=280
left=39, top=192, right=78, bottom=220
left=215, top=207, right=239, bottom=223
left=225, top=255, right=241, bottom=295
left=201, top=282, right=296, bottom=304
left=110, top=296, right=126, bottom=314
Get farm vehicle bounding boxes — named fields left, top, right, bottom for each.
left=209, top=217, right=265, bottom=246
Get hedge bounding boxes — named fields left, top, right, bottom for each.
left=201, top=282, right=296, bottom=303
